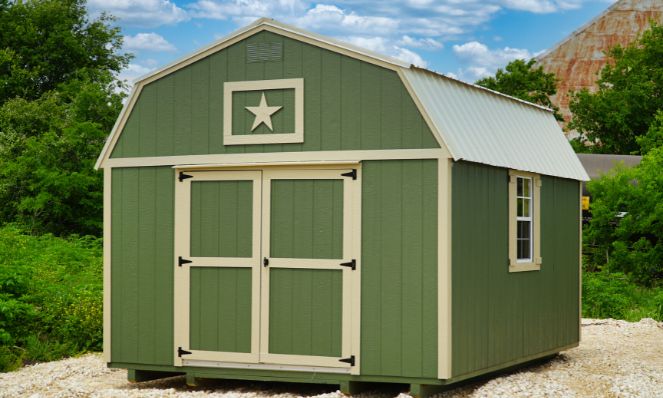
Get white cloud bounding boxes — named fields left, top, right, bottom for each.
left=452, top=40, right=534, bottom=80
left=124, top=33, right=176, bottom=52
left=117, top=63, right=155, bottom=86
left=296, top=4, right=399, bottom=36
left=87, top=0, right=188, bottom=27
left=397, top=35, right=443, bottom=50
left=499, top=0, right=585, bottom=13
left=345, top=36, right=427, bottom=67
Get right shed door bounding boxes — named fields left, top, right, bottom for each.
left=259, top=169, right=358, bottom=370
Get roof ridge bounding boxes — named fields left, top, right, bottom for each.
left=408, top=66, right=554, bottom=113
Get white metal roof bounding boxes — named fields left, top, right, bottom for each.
left=403, top=68, right=589, bottom=181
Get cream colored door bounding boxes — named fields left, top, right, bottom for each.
left=173, top=170, right=262, bottom=366
left=259, top=168, right=361, bottom=373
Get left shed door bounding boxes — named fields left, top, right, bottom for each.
left=174, top=170, right=262, bottom=366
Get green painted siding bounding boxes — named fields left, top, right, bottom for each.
left=111, top=167, right=174, bottom=365
left=111, top=30, right=438, bottom=158
left=190, top=267, right=252, bottom=352
left=269, top=269, right=343, bottom=357
left=270, top=179, right=343, bottom=259
left=361, top=160, right=438, bottom=378
left=190, top=180, right=253, bottom=258
left=451, top=161, right=580, bottom=378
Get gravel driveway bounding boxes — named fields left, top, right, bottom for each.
left=1, top=318, right=662, bottom=398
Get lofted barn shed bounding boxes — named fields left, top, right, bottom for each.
left=97, top=18, right=589, bottom=397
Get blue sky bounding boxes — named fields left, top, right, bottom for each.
left=86, top=0, right=615, bottom=85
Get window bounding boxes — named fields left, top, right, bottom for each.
left=516, top=176, right=533, bottom=262
left=509, top=171, right=541, bottom=272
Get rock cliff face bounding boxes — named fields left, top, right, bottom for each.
left=536, top=0, right=663, bottom=130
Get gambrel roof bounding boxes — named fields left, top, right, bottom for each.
left=96, top=18, right=589, bottom=181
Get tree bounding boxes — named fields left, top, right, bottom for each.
left=585, top=145, right=663, bottom=286
left=0, top=0, right=129, bottom=102
left=569, top=23, right=663, bottom=155
left=0, top=74, right=123, bottom=235
left=0, top=0, right=129, bottom=235
left=475, top=59, right=562, bottom=120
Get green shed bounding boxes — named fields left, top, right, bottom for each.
left=96, top=18, right=590, bottom=396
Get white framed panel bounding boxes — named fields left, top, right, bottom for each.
left=224, top=78, right=304, bottom=145
left=259, top=168, right=360, bottom=372
left=174, top=170, right=262, bottom=366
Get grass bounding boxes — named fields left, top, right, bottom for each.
left=0, top=225, right=102, bottom=371
left=582, top=270, right=663, bottom=321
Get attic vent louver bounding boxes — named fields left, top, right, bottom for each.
left=247, top=42, right=282, bottom=63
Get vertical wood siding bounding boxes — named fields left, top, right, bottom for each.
left=269, top=269, right=343, bottom=357
left=360, top=159, right=438, bottom=378
left=190, top=267, right=252, bottom=352
left=111, top=31, right=438, bottom=158
left=451, top=161, right=580, bottom=377
left=270, top=179, right=343, bottom=259
left=190, top=180, right=253, bottom=258
left=111, top=167, right=174, bottom=365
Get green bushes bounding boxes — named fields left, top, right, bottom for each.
left=582, top=271, right=663, bottom=321
left=584, top=145, right=663, bottom=287
left=0, top=226, right=102, bottom=371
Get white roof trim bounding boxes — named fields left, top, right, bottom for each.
left=95, top=18, right=411, bottom=169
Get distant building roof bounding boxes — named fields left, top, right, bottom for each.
left=576, top=153, right=642, bottom=180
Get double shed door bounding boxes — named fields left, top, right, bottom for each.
left=173, top=167, right=360, bottom=373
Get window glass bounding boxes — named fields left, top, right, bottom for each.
left=516, top=176, right=533, bottom=262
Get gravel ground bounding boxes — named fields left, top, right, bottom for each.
left=1, top=318, right=662, bottom=398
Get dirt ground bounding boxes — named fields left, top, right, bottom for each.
left=1, top=318, right=662, bottom=398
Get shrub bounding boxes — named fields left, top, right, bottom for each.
left=585, top=145, right=663, bottom=286
left=0, top=225, right=102, bottom=371
left=583, top=270, right=663, bottom=321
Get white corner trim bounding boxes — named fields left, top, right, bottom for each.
left=102, top=167, right=112, bottom=362
left=95, top=84, right=143, bottom=170
left=438, top=157, right=452, bottom=379
left=223, top=78, right=304, bottom=145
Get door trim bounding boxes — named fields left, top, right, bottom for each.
left=174, top=170, right=262, bottom=366
left=259, top=168, right=361, bottom=373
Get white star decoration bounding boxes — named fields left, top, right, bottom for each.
left=245, top=92, right=282, bottom=131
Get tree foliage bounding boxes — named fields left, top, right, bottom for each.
left=0, top=0, right=129, bottom=102
left=475, top=58, right=562, bottom=120
left=585, top=146, right=663, bottom=286
left=0, top=0, right=129, bottom=236
left=569, top=23, right=663, bottom=154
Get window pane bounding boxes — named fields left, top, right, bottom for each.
left=517, top=238, right=531, bottom=260
left=523, top=198, right=530, bottom=217
left=523, top=178, right=530, bottom=197
left=518, top=220, right=531, bottom=239
left=517, top=198, right=524, bottom=217
left=517, top=177, right=523, bottom=196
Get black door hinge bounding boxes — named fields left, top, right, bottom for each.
left=339, top=355, right=355, bottom=366
left=179, top=172, right=193, bottom=182
left=340, top=259, right=356, bottom=270
left=341, top=169, right=357, bottom=180
left=263, top=257, right=269, bottom=267
left=178, top=256, right=193, bottom=267
left=178, top=347, right=192, bottom=357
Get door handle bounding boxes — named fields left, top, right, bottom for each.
left=263, top=257, right=269, bottom=267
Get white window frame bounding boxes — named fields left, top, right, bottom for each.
left=508, top=170, right=542, bottom=272
left=223, top=78, right=304, bottom=145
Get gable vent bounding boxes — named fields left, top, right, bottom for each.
left=247, top=42, right=282, bottom=63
